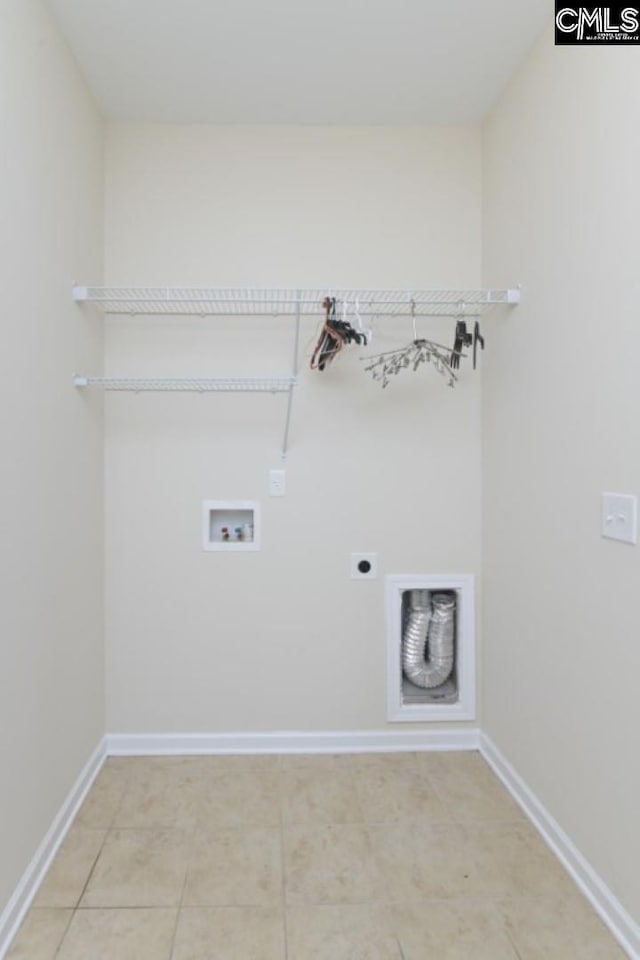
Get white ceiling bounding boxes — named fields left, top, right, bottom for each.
left=47, top=0, right=549, bottom=124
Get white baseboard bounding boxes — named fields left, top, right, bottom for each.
left=0, top=738, right=106, bottom=960
left=105, top=727, right=481, bottom=756
left=480, top=733, right=639, bottom=960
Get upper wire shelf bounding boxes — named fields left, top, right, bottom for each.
left=73, top=286, right=520, bottom=318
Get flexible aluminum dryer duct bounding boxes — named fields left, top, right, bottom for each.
left=402, top=590, right=455, bottom=688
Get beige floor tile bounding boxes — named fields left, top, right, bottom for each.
left=281, top=767, right=363, bottom=825
left=420, top=750, right=488, bottom=777
left=197, top=769, right=280, bottom=827
left=498, top=896, right=628, bottom=959
left=284, top=824, right=382, bottom=905
left=391, top=899, right=518, bottom=960
left=287, top=904, right=402, bottom=960
left=372, top=817, right=572, bottom=902
left=114, top=764, right=203, bottom=830
left=279, top=754, right=355, bottom=772
left=101, top=756, right=136, bottom=772
left=354, top=765, right=449, bottom=824
left=74, top=766, right=130, bottom=829
left=34, top=828, right=106, bottom=908
left=376, top=819, right=568, bottom=902
left=369, top=821, right=477, bottom=901
left=425, top=755, right=525, bottom=823
left=5, top=908, right=72, bottom=960
left=354, top=752, right=427, bottom=774
left=116, top=755, right=279, bottom=775
left=183, top=826, right=283, bottom=907
left=80, top=828, right=190, bottom=907
left=466, top=821, right=576, bottom=898
left=172, top=906, right=285, bottom=959
left=194, top=754, right=280, bottom=773
left=111, top=756, right=199, bottom=774
left=56, top=908, right=177, bottom=960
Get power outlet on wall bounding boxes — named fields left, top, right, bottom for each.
left=269, top=469, right=286, bottom=497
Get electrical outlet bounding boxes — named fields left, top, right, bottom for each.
left=269, top=469, right=286, bottom=497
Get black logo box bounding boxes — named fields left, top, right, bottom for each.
left=555, top=3, right=640, bottom=43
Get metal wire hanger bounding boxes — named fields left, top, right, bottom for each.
left=361, top=300, right=461, bottom=388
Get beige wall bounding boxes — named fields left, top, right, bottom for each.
left=483, top=27, right=640, bottom=922
left=104, top=124, right=483, bottom=733
left=0, top=0, right=104, bottom=914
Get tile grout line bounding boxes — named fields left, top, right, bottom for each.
left=69, top=831, right=110, bottom=911
left=485, top=898, right=524, bottom=960
left=503, top=923, right=525, bottom=960
left=78, top=759, right=136, bottom=900
left=108, top=761, right=133, bottom=826
left=167, top=768, right=204, bottom=960
left=277, top=756, right=290, bottom=960
left=50, top=907, right=75, bottom=960
left=50, top=766, right=129, bottom=954
left=418, top=753, right=456, bottom=819
left=75, top=757, right=144, bottom=909
left=355, top=756, right=401, bottom=925
left=349, top=755, right=402, bottom=956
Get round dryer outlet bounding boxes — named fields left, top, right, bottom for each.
left=350, top=553, right=378, bottom=579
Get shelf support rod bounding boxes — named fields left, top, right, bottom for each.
left=280, top=294, right=301, bottom=460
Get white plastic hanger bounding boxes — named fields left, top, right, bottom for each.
left=353, top=296, right=372, bottom=345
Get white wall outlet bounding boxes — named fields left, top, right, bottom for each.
left=602, top=492, right=637, bottom=544
left=269, top=469, right=286, bottom=497
left=351, top=553, right=378, bottom=579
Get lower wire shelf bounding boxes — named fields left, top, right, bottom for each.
left=73, top=374, right=297, bottom=458
left=72, top=375, right=296, bottom=393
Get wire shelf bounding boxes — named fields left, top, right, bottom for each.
left=71, top=284, right=520, bottom=459
left=73, top=286, right=520, bottom=318
left=73, top=376, right=296, bottom=393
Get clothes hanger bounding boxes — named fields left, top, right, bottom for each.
left=472, top=320, right=485, bottom=369
left=450, top=301, right=473, bottom=370
left=353, top=297, right=372, bottom=346
left=362, top=300, right=460, bottom=388
left=310, top=297, right=342, bottom=370
left=310, top=296, right=367, bottom=372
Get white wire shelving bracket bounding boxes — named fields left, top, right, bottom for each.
left=72, top=285, right=520, bottom=459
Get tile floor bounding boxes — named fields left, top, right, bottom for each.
left=7, top=751, right=627, bottom=959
